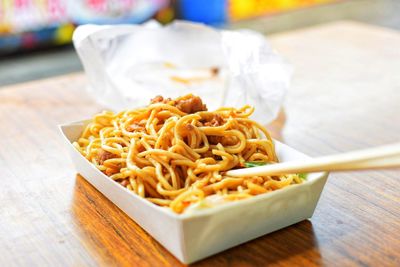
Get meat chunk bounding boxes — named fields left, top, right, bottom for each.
left=97, top=148, right=115, bottom=164
left=127, top=122, right=145, bottom=132
left=210, top=67, right=219, bottom=76
left=208, top=136, right=237, bottom=146
left=203, top=114, right=224, bottom=127
left=105, top=168, right=119, bottom=176
left=150, top=95, right=172, bottom=104
left=185, top=124, right=195, bottom=132
left=120, top=179, right=129, bottom=187
left=150, top=95, right=164, bottom=104
left=149, top=94, right=207, bottom=114
left=175, top=95, right=207, bottom=114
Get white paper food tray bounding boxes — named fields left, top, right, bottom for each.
left=59, top=120, right=328, bottom=264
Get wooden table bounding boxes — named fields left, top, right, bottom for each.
left=1, top=21, right=399, bottom=266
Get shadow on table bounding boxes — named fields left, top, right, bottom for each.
left=70, top=174, right=322, bottom=266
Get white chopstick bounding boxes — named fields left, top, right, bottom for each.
left=226, top=142, right=400, bottom=177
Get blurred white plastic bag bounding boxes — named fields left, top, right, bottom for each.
left=73, top=20, right=291, bottom=123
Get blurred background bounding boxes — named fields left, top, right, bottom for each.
left=0, top=0, right=399, bottom=87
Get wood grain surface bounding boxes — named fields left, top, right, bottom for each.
left=1, top=21, right=399, bottom=266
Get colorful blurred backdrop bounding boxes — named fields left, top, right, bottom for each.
left=0, top=0, right=339, bottom=54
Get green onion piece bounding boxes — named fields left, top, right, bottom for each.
left=298, top=173, right=308, bottom=180
left=244, top=161, right=268, bottom=168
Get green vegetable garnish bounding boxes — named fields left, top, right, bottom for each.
left=243, top=162, right=308, bottom=180
left=298, top=173, right=308, bottom=180
left=244, top=161, right=268, bottom=168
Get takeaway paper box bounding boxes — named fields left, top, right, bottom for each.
left=59, top=120, right=328, bottom=264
